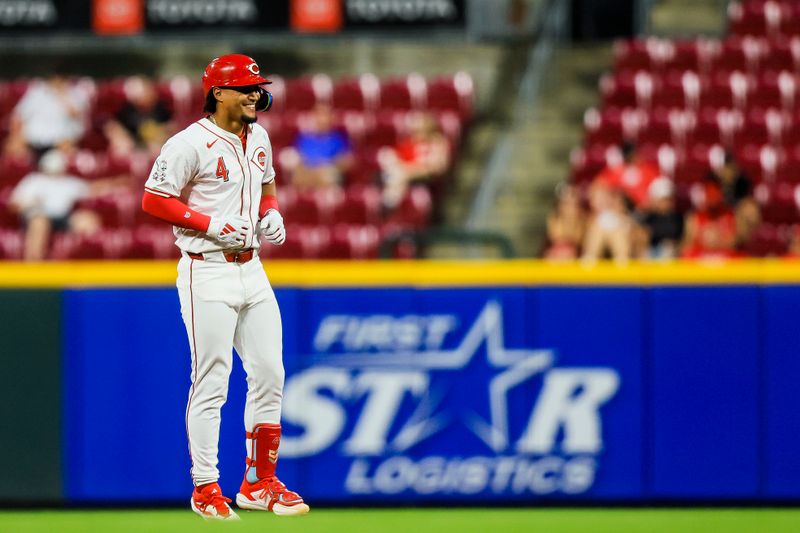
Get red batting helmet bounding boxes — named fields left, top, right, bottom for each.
left=202, top=54, right=273, bottom=112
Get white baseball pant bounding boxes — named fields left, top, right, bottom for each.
left=176, top=251, right=284, bottom=486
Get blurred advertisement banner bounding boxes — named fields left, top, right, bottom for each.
left=145, top=0, right=288, bottom=30
left=0, top=0, right=88, bottom=32
left=92, top=0, right=143, bottom=35
left=0, top=0, right=467, bottom=34
left=344, top=0, right=465, bottom=29
left=291, top=0, right=343, bottom=33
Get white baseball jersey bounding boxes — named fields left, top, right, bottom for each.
left=144, top=117, right=276, bottom=253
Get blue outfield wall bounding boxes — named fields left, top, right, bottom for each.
left=62, top=285, right=800, bottom=503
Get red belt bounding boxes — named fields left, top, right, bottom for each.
left=187, top=249, right=255, bottom=264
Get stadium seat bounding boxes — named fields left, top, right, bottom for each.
left=756, top=182, right=800, bottom=223
left=284, top=74, right=333, bottom=112
left=347, top=146, right=382, bottom=185
left=426, top=72, right=474, bottom=120
left=759, top=37, right=800, bottom=71
left=584, top=107, right=624, bottom=146
left=260, top=227, right=305, bottom=259
left=319, top=224, right=380, bottom=259
left=295, top=225, right=332, bottom=259
left=379, top=74, right=427, bottom=111
left=0, top=154, right=34, bottom=187
left=0, top=229, right=23, bottom=259
left=0, top=190, right=19, bottom=230
left=332, top=74, right=380, bottom=112
left=362, top=111, right=405, bottom=148
left=751, top=71, right=797, bottom=109
left=385, top=187, right=432, bottom=229
left=335, top=185, right=382, bottom=225
left=740, top=223, right=789, bottom=256
left=570, top=145, right=615, bottom=184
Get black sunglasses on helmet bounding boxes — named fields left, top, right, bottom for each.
left=225, top=85, right=263, bottom=94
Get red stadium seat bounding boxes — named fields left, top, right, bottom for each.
left=426, top=72, right=474, bottom=120
left=613, top=38, right=666, bottom=72
left=755, top=182, right=800, bottom=223
left=0, top=189, right=20, bottom=230
left=674, top=144, right=723, bottom=184
left=319, top=224, right=380, bottom=259
left=704, top=70, right=758, bottom=109
left=740, top=223, right=789, bottom=256
left=0, top=229, right=23, bottom=259
left=728, top=1, right=780, bottom=37
left=296, top=225, right=332, bottom=259
left=0, top=79, right=29, bottom=116
left=260, top=226, right=305, bottom=259
left=711, top=37, right=765, bottom=72
left=638, top=108, right=674, bottom=146
left=332, top=74, right=380, bottom=112
left=335, top=185, right=382, bottom=225
left=772, top=147, right=800, bottom=182
left=570, top=145, right=616, bottom=184
left=347, top=146, right=382, bottom=185
left=284, top=75, right=333, bottom=112
left=750, top=71, right=795, bottom=109
left=283, top=188, right=342, bottom=226
left=584, top=107, right=623, bottom=146
left=385, top=187, right=432, bottom=229
left=93, top=78, right=127, bottom=120
left=0, top=154, right=34, bottom=188
left=662, top=40, right=706, bottom=72
left=379, top=74, right=427, bottom=111
left=652, top=70, right=706, bottom=109
left=362, top=111, right=406, bottom=148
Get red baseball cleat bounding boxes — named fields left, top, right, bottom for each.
left=190, top=482, right=240, bottom=520
left=236, top=476, right=310, bottom=516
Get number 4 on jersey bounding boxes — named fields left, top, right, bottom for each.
left=215, top=157, right=230, bottom=182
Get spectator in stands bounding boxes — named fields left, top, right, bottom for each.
left=8, top=148, right=100, bottom=261
left=3, top=72, right=90, bottom=159
left=681, top=181, right=738, bottom=259
left=544, top=184, right=587, bottom=260
left=593, top=141, right=660, bottom=210
left=104, top=76, right=174, bottom=156
left=581, top=182, right=634, bottom=263
left=635, top=177, right=684, bottom=259
left=706, top=152, right=760, bottom=246
left=785, top=226, right=800, bottom=258
left=379, top=111, right=450, bottom=209
left=281, top=103, right=353, bottom=190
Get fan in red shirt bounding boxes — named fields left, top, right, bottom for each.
left=378, top=111, right=450, bottom=209
left=682, top=181, right=739, bottom=259
left=593, top=142, right=660, bottom=209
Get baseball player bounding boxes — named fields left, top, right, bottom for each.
left=141, top=54, right=308, bottom=520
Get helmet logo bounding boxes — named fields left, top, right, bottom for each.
left=247, top=63, right=260, bottom=75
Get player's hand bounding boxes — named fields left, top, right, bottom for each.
left=207, top=215, right=250, bottom=248
left=259, top=209, right=285, bottom=246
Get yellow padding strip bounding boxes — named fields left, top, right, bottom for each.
left=1, top=259, right=800, bottom=288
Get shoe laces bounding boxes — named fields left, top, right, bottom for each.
left=254, top=476, right=298, bottom=500
left=197, top=489, right=233, bottom=516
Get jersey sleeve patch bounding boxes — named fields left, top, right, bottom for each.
left=143, top=136, right=198, bottom=197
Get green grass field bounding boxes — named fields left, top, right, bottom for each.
left=1, top=508, right=799, bottom=533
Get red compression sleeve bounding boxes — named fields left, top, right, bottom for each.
left=259, top=194, right=279, bottom=218
left=142, top=191, right=211, bottom=232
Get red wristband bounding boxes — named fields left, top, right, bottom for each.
left=259, top=195, right=279, bottom=218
